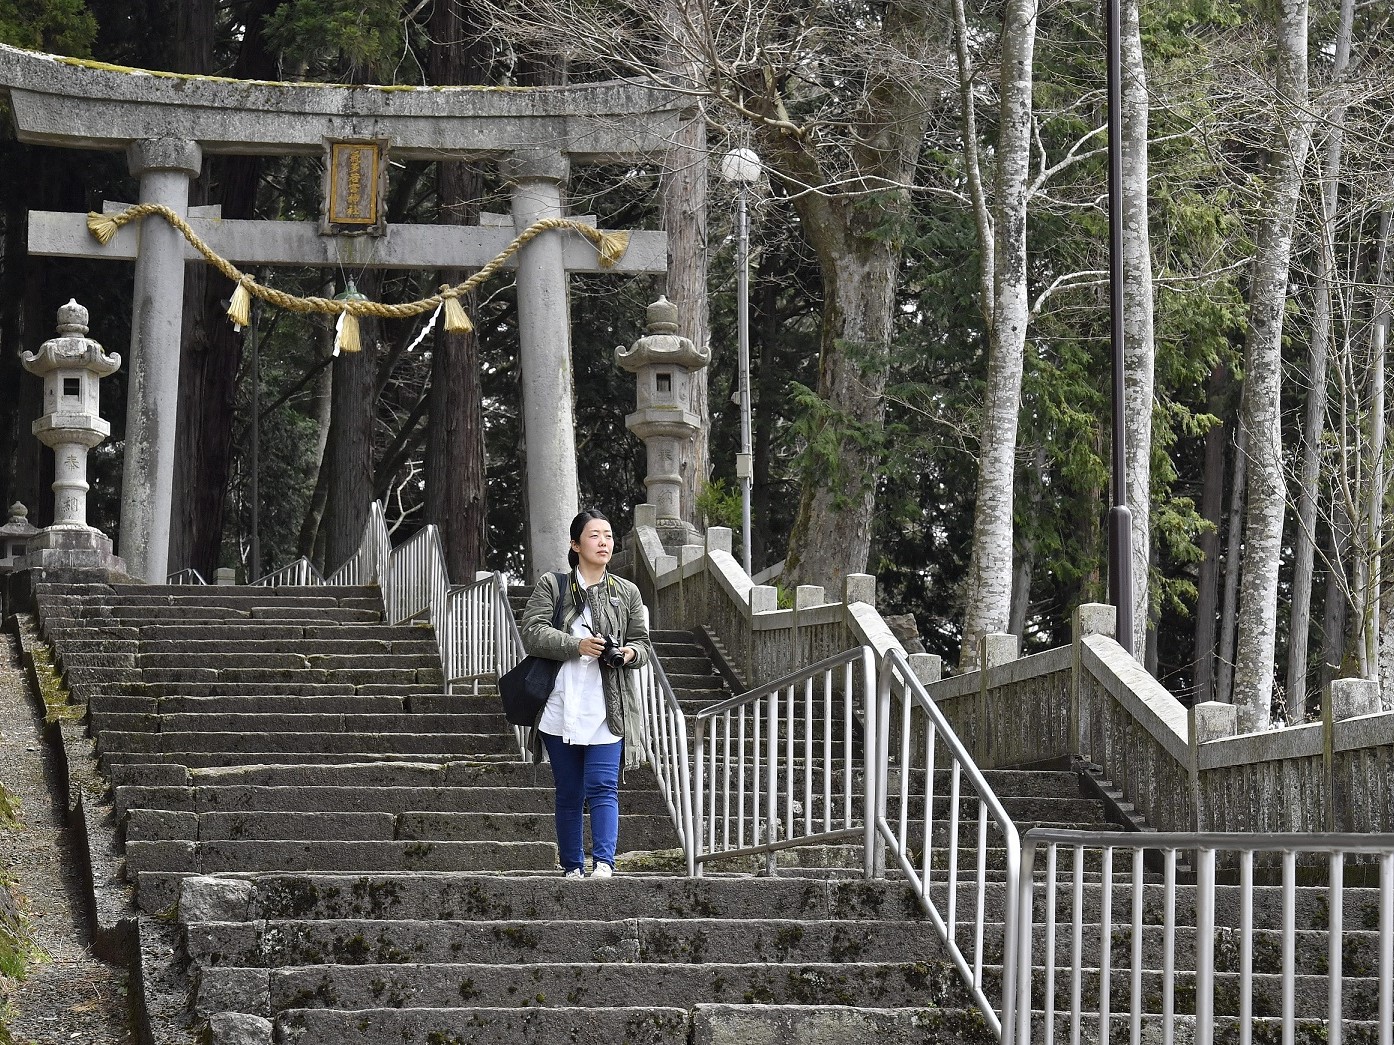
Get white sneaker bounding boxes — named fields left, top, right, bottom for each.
left=590, top=862, right=614, bottom=879
left=562, top=867, right=585, bottom=879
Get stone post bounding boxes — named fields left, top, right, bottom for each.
left=1072, top=602, right=1116, bottom=766
left=1324, top=677, right=1381, bottom=831
left=121, top=137, right=202, bottom=583
left=504, top=150, right=578, bottom=578
left=1188, top=700, right=1237, bottom=831
left=616, top=296, right=710, bottom=552
left=20, top=300, right=127, bottom=574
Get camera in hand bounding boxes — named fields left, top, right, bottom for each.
left=598, top=635, right=627, bottom=668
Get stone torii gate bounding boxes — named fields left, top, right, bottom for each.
left=0, top=44, right=686, bottom=582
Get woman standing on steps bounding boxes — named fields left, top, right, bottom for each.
left=521, top=508, right=652, bottom=879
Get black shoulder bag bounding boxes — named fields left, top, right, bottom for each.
left=499, top=572, right=569, bottom=727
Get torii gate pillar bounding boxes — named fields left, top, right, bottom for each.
left=505, top=150, right=579, bottom=577
left=121, top=137, right=202, bottom=583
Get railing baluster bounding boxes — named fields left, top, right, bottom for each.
left=1195, top=846, right=1216, bottom=1045
left=804, top=676, right=814, bottom=838
left=1044, top=842, right=1058, bottom=1045
left=1329, top=851, right=1343, bottom=1045
left=1163, top=847, right=1176, bottom=1045
left=823, top=669, right=833, bottom=834
left=1239, top=847, right=1252, bottom=1045
left=1070, top=844, right=1084, bottom=1045
left=1282, top=849, right=1296, bottom=1045
left=1099, top=844, right=1113, bottom=1045
left=1129, top=847, right=1143, bottom=1045
left=1380, top=852, right=1392, bottom=1045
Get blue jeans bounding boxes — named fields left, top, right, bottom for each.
left=540, top=733, right=623, bottom=872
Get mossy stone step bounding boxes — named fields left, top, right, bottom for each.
left=98, top=711, right=497, bottom=735
left=195, top=957, right=974, bottom=1017
left=267, top=1003, right=999, bottom=1045
left=114, top=783, right=670, bottom=819
left=92, top=693, right=412, bottom=717
left=183, top=915, right=944, bottom=968
left=125, top=808, right=668, bottom=847
left=95, top=729, right=512, bottom=757
left=182, top=872, right=930, bottom=924
left=100, top=750, right=470, bottom=773
left=108, top=759, right=555, bottom=790
left=127, top=838, right=559, bottom=876
left=134, top=623, right=430, bottom=642
left=397, top=811, right=678, bottom=849
left=268, top=1004, right=694, bottom=1045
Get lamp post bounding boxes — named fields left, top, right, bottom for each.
left=720, top=147, right=761, bottom=576
left=1105, top=0, right=1134, bottom=655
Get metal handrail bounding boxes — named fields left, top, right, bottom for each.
left=440, top=573, right=504, bottom=695
left=692, top=646, right=877, bottom=877
left=251, top=556, right=325, bottom=587
left=165, top=567, right=207, bottom=585
left=497, top=578, right=531, bottom=758
left=873, top=646, right=1021, bottom=1042
left=1013, top=828, right=1394, bottom=1045
left=637, top=651, right=696, bottom=875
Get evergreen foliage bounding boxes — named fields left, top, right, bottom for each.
left=0, top=0, right=1391, bottom=692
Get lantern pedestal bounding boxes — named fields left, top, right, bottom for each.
left=616, top=296, right=710, bottom=553
left=20, top=300, right=128, bottom=577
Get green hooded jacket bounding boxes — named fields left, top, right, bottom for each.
left=520, top=570, right=653, bottom=770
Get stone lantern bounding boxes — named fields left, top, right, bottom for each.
left=616, top=296, right=710, bottom=548
left=0, top=503, right=39, bottom=574
left=19, top=299, right=127, bottom=573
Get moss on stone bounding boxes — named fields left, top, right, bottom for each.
left=0, top=874, right=47, bottom=981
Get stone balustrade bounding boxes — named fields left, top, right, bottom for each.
left=923, top=602, right=1394, bottom=836
left=631, top=513, right=1394, bottom=835
left=629, top=504, right=937, bottom=692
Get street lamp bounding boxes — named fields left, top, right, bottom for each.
left=720, top=146, right=761, bottom=576
left=1105, top=0, right=1134, bottom=655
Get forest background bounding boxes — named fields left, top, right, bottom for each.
left=0, top=0, right=1390, bottom=732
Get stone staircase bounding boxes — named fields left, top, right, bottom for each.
left=18, top=579, right=1387, bottom=1043
left=25, top=581, right=987, bottom=1044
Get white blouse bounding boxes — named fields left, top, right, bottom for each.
left=537, top=580, right=622, bottom=746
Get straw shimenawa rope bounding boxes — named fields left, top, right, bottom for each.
left=86, top=203, right=631, bottom=351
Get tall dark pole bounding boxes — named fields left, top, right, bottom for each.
left=1106, top=0, right=1134, bottom=654
left=248, top=293, right=261, bottom=582
left=721, top=147, right=761, bottom=576
left=1109, top=0, right=1131, bottom=654
left=735, top=182, right=753, bottom=576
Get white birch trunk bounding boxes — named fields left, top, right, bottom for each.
left=1232, top=0, right=1313, bottom=732
left=1216, top=425, right=1246, bottom=705
left=1285, top=0, right=1353, bottom=711
left=1120, top=0, right=1155, bottom=656
left=1357, top=207, right=1392, bottom=676
left=960, top=0, right=1038, bottom=670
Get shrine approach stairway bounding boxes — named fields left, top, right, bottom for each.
left=30, top=581, right=993, bottom=1045
left=27, top=580, right=1385, bottom=1043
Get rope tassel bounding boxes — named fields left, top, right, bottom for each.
left=227, top=278, right=253, bottom=330
left=87, top=212, right=121, bottom=245
left=333, top=279, right=368, bottom=354
left=442, top=292, right=473, bottom=334
left=334, top=310, right=362, bottom=355
left=594, top=230, right=630, bottom=269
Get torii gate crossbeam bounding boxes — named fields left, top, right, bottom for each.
left=0, top=44, right=687, bottom=582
